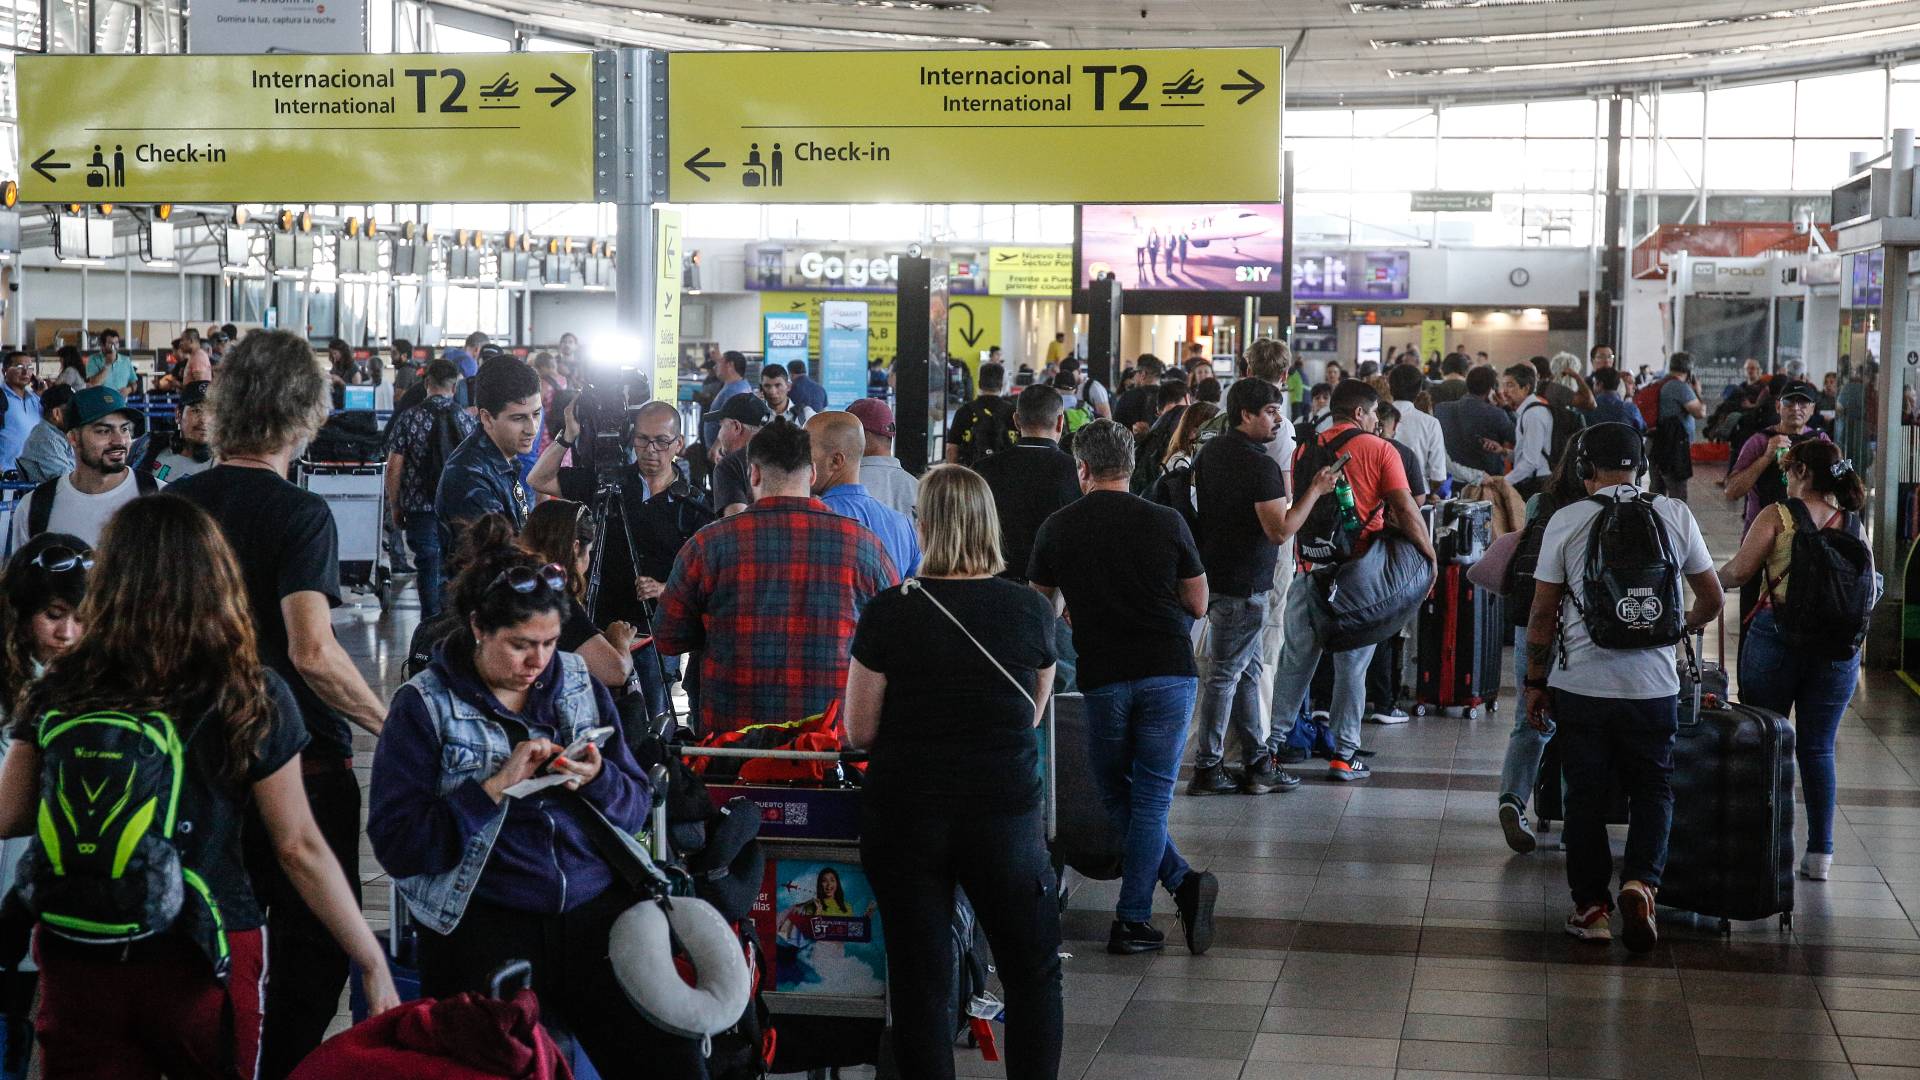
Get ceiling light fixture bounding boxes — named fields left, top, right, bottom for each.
left=1350, top=0, right=1572, bottom=10
left=1370, top=0, right=1917, bottom=48
left=1390, top=52, right=1695, bottom=77
left=435, top=0, right=1036, bottom=47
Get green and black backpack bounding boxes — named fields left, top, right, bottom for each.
left=16, top=709, right=229, bottom=977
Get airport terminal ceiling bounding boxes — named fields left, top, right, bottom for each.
left=422, top=0, right=1920, bottom=105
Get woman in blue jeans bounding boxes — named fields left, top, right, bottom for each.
left=1717, top=440, right=1868, bottom=882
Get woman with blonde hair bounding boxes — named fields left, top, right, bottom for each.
left=846, top=464, right=1062, bottom=1080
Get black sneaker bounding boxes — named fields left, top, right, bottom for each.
left=1107, top=919, right=1166, bottom=955
left=1241, top=757, right=1301, bottom=795
left=1186, top=765, right=1239, bottom=797
left=1499, top=799, right=1537, bottom=854
left=1328, top=756, right=1372, bottom=782
left=1272, top=743, right=1311, bottom=765
left=1173, top=870, right=1219, bottom=955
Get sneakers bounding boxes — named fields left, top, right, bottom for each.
left=1564, top=904, right=1612, bottom=942
left=1272, top=743, right=1311, bottom=766
left=1327, top=756, right=1372, bottom=782
left=1186, top=765, right=1240, bottom=797
left=1241, top=756, right=1301, bottom=795
left=1799, top=853, right=1833, bottom=881
left=1107, top=919, right=1166, bottom=955
left=1499, top=799, right=1537, bottom=854
left=1617, top=881, right=1658, bottom=954
left=1172, top=870, right=1219, bottom=955
left=1368, top=705, right=1411, bottom=724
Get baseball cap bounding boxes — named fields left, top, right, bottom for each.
left=1778, top=382, right=1818, bottom=405
left=69, top=386, right=146, bottom=437
left=179, top=380, right=212, bottom=408
left=715, top=393, right=773, bottom=427
left=846, top=397, right=895, bottom=438
left=1581, top=421, right=1642, bottom=473
left=444, top=348, right=479, bottom=378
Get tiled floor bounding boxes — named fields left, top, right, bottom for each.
left=331, top=472, right=1920, bottom=1080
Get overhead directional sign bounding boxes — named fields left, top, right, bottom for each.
left=666, top=48, right=1283, bottom=204
left=17, top=53, right=593, bottom=203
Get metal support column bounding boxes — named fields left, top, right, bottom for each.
left=894, top=256, right=941, bottom=475
left=604, top=49, right=668, bottom=391
left=1087, top=278, right=1123, bottom=391
left=1599, top=96, right=1623, bottom=351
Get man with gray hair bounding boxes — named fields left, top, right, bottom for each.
left=171, top=329, right=389, bottom=1077
left=1029, top=418, right=1218, bottom=957
left=975, top=383, right=1081, bottom=584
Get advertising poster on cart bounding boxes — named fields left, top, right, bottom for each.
left=820, top=301, right=871, bottom=410
left=751, top=859, right=887, bottom=997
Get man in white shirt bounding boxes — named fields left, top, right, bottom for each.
left=11, top=386, right=155, bottom=551
left=1521, top=422, right=1721, bottom=954
left=1502, top=363, right=1556, bottom=498
left=1387, top=363, right=1448, bottom=500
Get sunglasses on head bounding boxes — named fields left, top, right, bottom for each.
left=32, top=546, right=91, bottom=575
left=488, top=562, right=568, bottom=597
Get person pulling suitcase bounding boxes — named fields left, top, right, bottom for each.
left=1519, top=422, right=1723, bottom=952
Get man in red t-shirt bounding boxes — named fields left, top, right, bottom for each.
left=1264, top=380, right=1435, bottom=781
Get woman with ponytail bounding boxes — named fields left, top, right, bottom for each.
left=1718, top=440, right=1871, bottom=882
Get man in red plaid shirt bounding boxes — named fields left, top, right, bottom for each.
left=657, top=419, right=900, bottom=735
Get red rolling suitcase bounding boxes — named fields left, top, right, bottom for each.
left=1413, top=563, right=1502, bottom=718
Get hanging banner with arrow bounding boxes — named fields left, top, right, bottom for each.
left=16, top=52, right=592, bottom=203
left=667, top=47, right=1282, bottom=204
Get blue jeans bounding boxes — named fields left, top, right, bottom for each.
left=1555, top=690, right=1677, bottom=909
left=633, top=643, right=680, bottom=723
left=1738, top=608, right=1859, bottom=855
left=404, top=512, right=445, bottom=620
left=1195, top=595, right=1268, bottom=770
left=1266, top=581, right=1375, bottom=760
left=1083, top=676, right=1198, bottom=922
left=1500, top=626, right=1554, bottom=807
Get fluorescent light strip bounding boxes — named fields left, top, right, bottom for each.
left=1370, top=0, right=1918, bottom=48
left=1387, top=13, right=1920, bottom=75
left=1351, top=0, right=1571, bottom=9
left=680, top=14, right=1045, bottom=45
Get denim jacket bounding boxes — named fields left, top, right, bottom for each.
left=372, top=648, right=647, bottom=935
left=434, top=428, right=529, bottom=541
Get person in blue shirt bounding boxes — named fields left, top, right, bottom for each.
left=702, top=349, right=754, bottom=448
left=808, top=411, right=918, bottom=578
left=787, top=359, right=830, bottom=413
left=1581, top=367, right=1645, bottom=433
left=0, top=352, right=44, bottom=473
left=84, top=328, right=136, bottom=396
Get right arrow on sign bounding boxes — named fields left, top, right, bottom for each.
left=31, top=149, right=70, bottom=184
left=682, top=147, right=726, bottom=183
left=535, top=72, right=576, bottom=106
left=1221, top=69, right=1266, bottom=105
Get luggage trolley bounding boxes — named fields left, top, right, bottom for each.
left=297, top=460, right=393, bottom=609
left=680, top=704, right=1058, bottom=1080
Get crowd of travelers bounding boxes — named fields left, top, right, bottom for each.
left=0, top=323, right=1877, bottom=1080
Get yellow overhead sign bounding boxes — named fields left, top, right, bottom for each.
left=988, top=247, right=1074, bottom=297
left=668, top=48, right=1282, bottom=204
left=17, top=53, right=594, bottom=203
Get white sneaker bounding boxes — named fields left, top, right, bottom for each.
left=1799, top=853, right=1832, bottom=881
left=1368, top=707, right=1411, bottom=725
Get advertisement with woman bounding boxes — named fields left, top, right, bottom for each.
left=762, top=861, right=887, bottom=997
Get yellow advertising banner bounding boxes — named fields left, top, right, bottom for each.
left=947, top=297, right=1003, bottom=376
left=988, top=247, right=1073, bottom=297
left=653, top=209, right=683, bottom=405
left=669, top=48, right=1282, bottom=204
left=1420, top=320, right=1447, bottom=363
left=17, top=53, right=594, bottom=203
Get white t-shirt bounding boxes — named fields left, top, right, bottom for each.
left=1533, top=484, right=1713, bottom=700
left=1391, top=399, right=1450, bottom=487
left=10, top=470, right=151, bottom=552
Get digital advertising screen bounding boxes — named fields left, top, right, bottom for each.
left=1293, top=249, right=1411, bottom=302
left=1077, top=203, right=1287, bottom=293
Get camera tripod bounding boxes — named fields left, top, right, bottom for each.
left=583, top=475, right=681, bottom=737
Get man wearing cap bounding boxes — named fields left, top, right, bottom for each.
left=1724, top=380, right=1829, bottom=627
left=1522, top=421, right=1721, bottom=952
left=847, top=397, right=918, bottom=518
left=11, top=386, right=156, bottom=550
left=707, top=392, right=773, bottom=516
left=144, top=379, right=216, bottom=483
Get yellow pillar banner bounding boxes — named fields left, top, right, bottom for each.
left=654, top=209, right=683, bottom=405
left=947, top=297, right=1003, bottom=378
left=1420, top=320, right=1447, bottom=362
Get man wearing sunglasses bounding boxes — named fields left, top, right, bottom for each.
left=530, top=399, right=717, bottom=721
left=11, top=386, right=157, bottom=552
left=0, top=351, right=43, bottom=475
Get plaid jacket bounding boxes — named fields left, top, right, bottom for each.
left=657, top=496, right=899, bottom=733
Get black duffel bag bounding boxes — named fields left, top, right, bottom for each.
left=1307, top=531, right=1434, bottom=652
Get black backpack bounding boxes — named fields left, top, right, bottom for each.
left=1765, top=500, right=1876, bottom=661
left=1293, top=428, right=1378, bottom=566
left=26, top=471, right=159, bottom=538
left=1572, top=491, right=1685, bottom=651
left=1148, top=438, right=1208, bottom=533
left=1523, top=398, right=1588, bottom=470
left=955, top=399, right=1016, bottom=468
left=413, top=404, right=466, bottom=495
left=1504, top=503, right=1560, bottom=629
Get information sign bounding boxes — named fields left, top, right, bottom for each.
left=988, top=247, right=1073, bottom=297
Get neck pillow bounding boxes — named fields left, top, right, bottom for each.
left=608, top=896, right=752, bottom=1040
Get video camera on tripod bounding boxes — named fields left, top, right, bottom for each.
left=570, top=366, right=652, bottom=477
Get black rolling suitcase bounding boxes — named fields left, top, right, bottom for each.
left=1662, top=635, right=1796, bottom=931
left=1049, top=693, right=1124, bottom=880
left=1532, top=733, right=1630, bottom=832
left=1413, top=563, right=1501, bottom=718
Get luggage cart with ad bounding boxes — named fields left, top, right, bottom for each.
left=297, top=460, right=393, bottom=610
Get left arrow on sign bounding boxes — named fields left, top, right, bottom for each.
left=31, top=149, right=71, bottom=184
left=534, top=72, right=576, bottom=107
left=682, top=147, right=726, bottom=183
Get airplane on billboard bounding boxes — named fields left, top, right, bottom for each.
left=1181, top=209, right=1278, bottom=253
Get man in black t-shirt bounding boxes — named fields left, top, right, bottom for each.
left=1111, top=354, right=1169, bottom=434
left=974, top=385, right=1080, bottom=584
left=171, top=330, right=389, bottom=1080
left=1029, top=418, right=1219, bottom=958
left=706, top=393, right=772, bottom=516
left=944, top=362, right=1017, bottom=467
left=1191, top=378, right=1309, bottom=797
